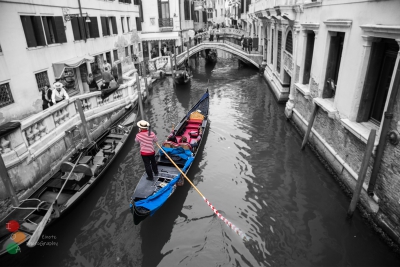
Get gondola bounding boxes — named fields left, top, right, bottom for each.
left=130, top=90, right=210, bottom=225
left=205, top=49, right=218, bottom=64
left=0, top=104, right=138, bottom=256
left=174, top=69, right=192, bottom=85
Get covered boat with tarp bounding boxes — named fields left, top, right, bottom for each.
left=130, top=90, right=210, bottom=225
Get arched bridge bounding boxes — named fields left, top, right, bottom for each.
left=175, top=41, right=264, bottom=68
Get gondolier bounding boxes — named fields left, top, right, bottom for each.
left=135, top=120, right=159, bottom=180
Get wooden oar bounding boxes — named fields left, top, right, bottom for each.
left=27, top=152, right=84, bottom=247
left=155, top=143, right=249, bottom=241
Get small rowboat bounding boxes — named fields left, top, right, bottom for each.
left=0, top=105, right=138, bottom=256
left=130, top=90, right=210, bottom=225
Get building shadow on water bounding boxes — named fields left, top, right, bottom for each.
left=138, top=123, right=210, bottom=267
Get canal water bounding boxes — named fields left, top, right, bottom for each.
left=4, top=55, right=400, bottom=267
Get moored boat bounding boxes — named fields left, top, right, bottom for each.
left=0, top=105, right=138, bottom=256
left=174, top=69, right=192, bottom=85
left=130, top=90, right=210, bottom=225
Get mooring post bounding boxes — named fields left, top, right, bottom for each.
left=169, top=52, right=175, bottom=79
left=76, top=99, right=92, bottom=143
left=187, top=37, right=191, bottom=68
left=174, top=45, right=177, bottom=72
left=136, top=72, right=144, bottom=120
left=301, top=102, right=319, bottom=150
left=142, top=62, right=150, bottom=104
left=0, top=155, right=19, bottom=207
left=347, top=129, right=376, bottom=218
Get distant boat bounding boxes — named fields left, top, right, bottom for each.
left=0, top=105, right=138, bottom=256
left=205, top=49, right=218, bottom=64
left=130, top=90, right=210, bottom=225
left=174, top=69, right=192, bottom=85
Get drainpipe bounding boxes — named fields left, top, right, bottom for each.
left=367, top=57, right=400, bottom=196
left=78, top=0, right=86, bottom=43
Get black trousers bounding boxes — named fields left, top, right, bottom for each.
left=141, top=154, right=158, bottom=179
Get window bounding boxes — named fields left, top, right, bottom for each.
left=0, top=83, right=14, bottom=108
left=135, top=17, right=142, bottom=31
left=111, top=17, right=118, bottom=34
left=191, top=2, right=195, bottom=21
left=194, top=11, right=199, bottom=22
left=285, top=31, right=293, bottom=54
left=119, top=0, right=132, bottom=3
left=127, top=17, right=131, bottom=32
left=202, top=11, right=207, bottom=23
left=357, top=38, right=399, bottom=124
left=113, top=49, right=118, bottom=60
left=130, top=45, right=134, bottom=55
left=277, top=31, right=282, bottom=73
left=302, top=31, right=315, bottom=84
left=139, top=0, right=143, bottom=22
left=134, top=0, right=140, bottom=4
left=101, top=17, right=111, bottom=36
left=215, top=10, right=218, bottom=17
left=35, top=71, right=50, bottom=91
left=184, top=0, right=190, bottom=20
left=21, top=16, right=67, bottom=47
left=240, top=0, right=244, bottom=13
left=159, top=0, right=170, bottom=19
left=0, top=44, right=2, bottom=53
left=87, top=17, right=100, bottom=38
left=71, top=17, right=86, bottom=41
left=323, top=32, right=345, bottom=98
left=121, top=17, right=125, bottom=33
left=125, top=46, right=129, bottom=57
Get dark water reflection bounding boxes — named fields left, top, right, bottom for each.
left=4, top=57, right=400, bottom=267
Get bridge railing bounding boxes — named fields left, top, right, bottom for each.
left=194, top=27, right=249, bottom=39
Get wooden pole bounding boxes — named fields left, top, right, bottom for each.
left=174, top=45, right=177, bottom=72
left=347, top=129, right=376, bottom=218
left=301, top=103, right=318, bottom=150
left=0, top=155, right=19, bottom=207
left=187, top=37, right=191, bottom=68
left=136, top=72, right=145, bottom=120
left=142, top=63, right=150, bottom=103
left=169, top=53, right=175, bottom=79
left=76, top=99, right=92, bottom=143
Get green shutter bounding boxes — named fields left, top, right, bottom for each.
left=33, top=16, right=46, bottom=46
left=53, top=16, right=67, bottom=43
left=111, top=17, right=118, bottom=34
left=71, top=17, right=81, bottom=40
left=78, top=17, right=87, bottom=40
left=20, top=16, right=37, bottom=47
left=101, top=17, right=107, bottom=36
left=158, top=0, right=162, bottom=19
left=90, top=17, right=100, bottom=38
left=42, top=17, right=52, bottom=45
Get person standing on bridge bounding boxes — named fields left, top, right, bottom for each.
left=135, top=120, right=159, bottom=180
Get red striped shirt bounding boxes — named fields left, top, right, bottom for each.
left=135, top=130, right=158, bottom=155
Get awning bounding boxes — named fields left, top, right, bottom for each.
left=140, top=31, right=180, bottom=42
left=52, top=55, right=94, bottom=79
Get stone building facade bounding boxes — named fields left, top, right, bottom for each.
left=248, top=0, right=400, bottom=244
left=0, top=0, right=142, bottom=124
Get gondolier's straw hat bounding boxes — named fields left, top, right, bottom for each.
left=137, top=120, right=149, bottom=129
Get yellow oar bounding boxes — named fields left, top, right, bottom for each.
left=156, top=142, right=249, bottom=241
left=27, top=152, right=84, bottom=247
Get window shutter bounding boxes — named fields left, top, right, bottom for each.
left=71, top=17, right=81, bottom=40
left=158, top=0, right=162, bottom=19
left=32, top=16, right=46, bottom=46
left=20, top=16, right=37, bottom=47
left=90, top=17, right=100, bottom=38
left=42, top=17, right=52, bottom=45
left=135, top=17, right=142, bottom=31
left=78, top=17, right=87, bottom=40
left=53, top=16, right=67, bottom=43
left=111, top=17, right=118, bottom=34
left=191, top=2, right=194, bottom=21
left=140, top=0, right=144, bottom=22
left=101, top=16, right=107, bottom=36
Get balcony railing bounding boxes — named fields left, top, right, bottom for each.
left=159, top=18, right=173, bottom=28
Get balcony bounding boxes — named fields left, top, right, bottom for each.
left=159, top=18, right=173, bottom=31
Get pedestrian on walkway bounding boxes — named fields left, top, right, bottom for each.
left=111, top=62, right=118, bottom=81
left=51, top=82, right=69, bottom=105
left=249, top=37, right=253, bottom=53
left=103, top=60, right=111, bottom=73
left=135, top=120, right=159, bottom=180
left=101, top=70, right=113, bottom=89
left=41, top=84, right=52, bottom=110
left=88, top=73, right=99, bottom=92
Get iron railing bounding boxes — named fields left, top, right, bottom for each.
left=159, top=18, right=173, bottom=28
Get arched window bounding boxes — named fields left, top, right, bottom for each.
left=285, top=31, right=293, bottom=54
